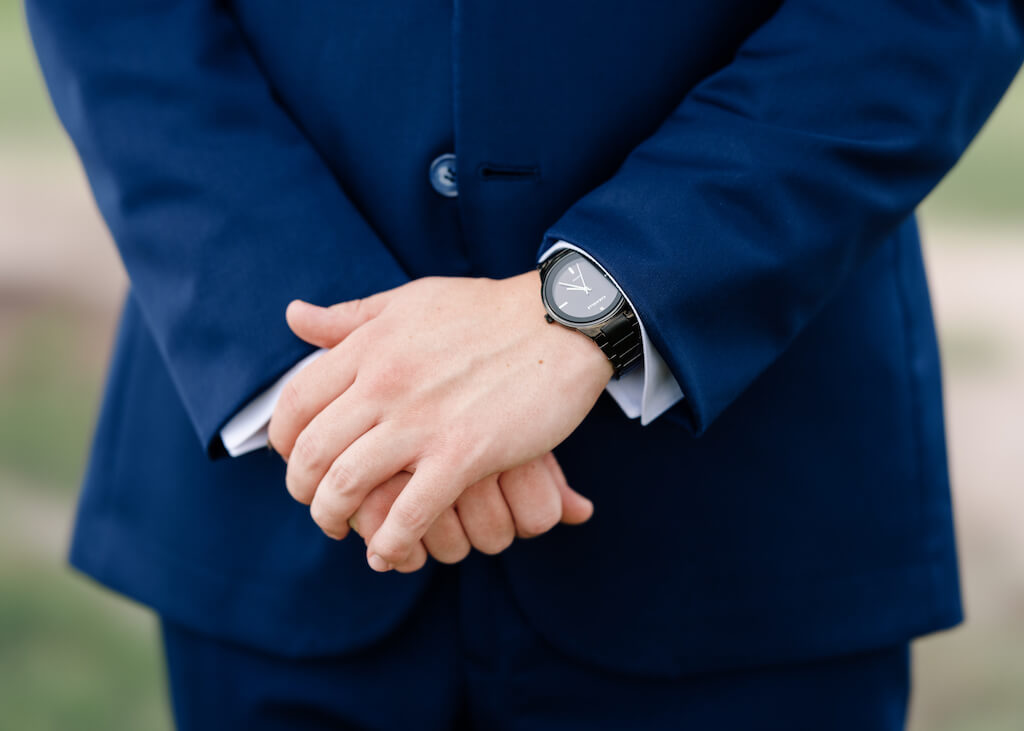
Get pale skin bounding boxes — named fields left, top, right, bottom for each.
left=267, top=270, right=613, bottom=572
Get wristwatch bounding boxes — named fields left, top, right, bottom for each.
left=538, top=249, right=642, bottom=379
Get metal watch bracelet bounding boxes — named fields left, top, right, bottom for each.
left=579, top=307, right=642, bottom=379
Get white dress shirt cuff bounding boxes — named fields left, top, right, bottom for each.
left=538, top=241, right=684, bottom=425
left=219, top=349, right=326, bottom=457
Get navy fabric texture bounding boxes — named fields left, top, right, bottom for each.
left=25, top=0, right=1024, bottom=674
left=162, top=555, right=911, bottom=731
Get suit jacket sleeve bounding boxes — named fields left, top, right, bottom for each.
left=540, top=0, right=1024, bottom=435
left=26, top=0, right=411, bottom=454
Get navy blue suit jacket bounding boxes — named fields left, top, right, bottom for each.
left=28, top=0, right=1023, bottom=675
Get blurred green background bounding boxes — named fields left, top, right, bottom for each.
left=2, top=0, right=1023, bottom=728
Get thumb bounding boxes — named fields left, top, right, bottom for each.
left=543, top=452, right=594, bottom=525
left=286, top=292, right=390, bottom=348
left=558, top=481, right=594, bottom=525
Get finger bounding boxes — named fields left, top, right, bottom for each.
left=285, top=390, right=379, bottom=505
left=285, top=292, right=391, bottom=349
left=421, top=507, right=472, bottom=564
left=348, top=473, right=410, bottom=541
left=455, top=476, right=516, bottom=555
left=366, top=458, right=463, bottom=572
left=346, top=475, right=432, bottom=574
left=544, top=452, right=594, bottom=525
left=390, top=542, right=429, bottom=574
left=308, top=421, right=417, bottom=540
left=268, top=343, right=360, bottom=460
left=498, top=457, right=562, bottom=539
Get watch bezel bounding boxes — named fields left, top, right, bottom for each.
left=540, top=251, right=625, bottom=328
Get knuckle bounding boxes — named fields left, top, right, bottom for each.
left=284, top=469, right=312, bottom=505
left=476, top=532, right=514, bottom=556
left=536, top=507, right=560, bottom=534
left=310, top=498, right=345, bottom=537
left=325, top=459, right=359, bottom=497
left=366, top=361, right=411, bottom=397
left=309, top=499, right=327, bottom=526
left=348, top=297, right=367, bottom=321
left=451, top=542, right=473, bottom=562
left=277, top=380, right=303, bottom=422
left=466, top=499, right=516, bottom=555
left=291, top=430, right=324, bottom=473
left=517, top=524, right=541, bottom=539
left=392, top=500, right=428, bottom=534
left=267, top=419, right=290, bottom=459
left=433, top=542, right=471, bottom=564
left=439, top=525, right=473, bottom=561
left=394, top=551, right=428, bottom=574
left=519, top=509, right=559, bottom=538
left=409, top=276, right=434, bottom=292
left=374, top=541, right=408, bottom=565
left=434, top=429, right=479, bottom=470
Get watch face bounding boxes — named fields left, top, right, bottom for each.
left=543, top=252, right=624, bottom=325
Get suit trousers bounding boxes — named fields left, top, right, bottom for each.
left=161, top=553, right=911, bottom=731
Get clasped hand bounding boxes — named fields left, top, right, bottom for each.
left=267, top=272, right=612, bottom=573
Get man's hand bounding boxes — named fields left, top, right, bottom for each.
left=268, top=272, right=612, bottom=571
left=342, top=452, right=594, bottom=573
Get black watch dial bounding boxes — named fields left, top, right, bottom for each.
left=543, top=252, right=624, bottom=325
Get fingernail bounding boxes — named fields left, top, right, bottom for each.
left=368, top=553, right=390, bottom=572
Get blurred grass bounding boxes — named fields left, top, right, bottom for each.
left=921, top=70, right=1024, bottom=224
left=0, top=308, right=103, bottom=492
left=939, top=326, right=1009, bottom=375
left=0, top=308, right=169, bottom=730
left=0, top=0, right=63, bottom=145
left=0, top=550, right=170, bottom=731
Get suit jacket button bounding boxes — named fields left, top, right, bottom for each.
left=429, top=153, right=458, bottom=197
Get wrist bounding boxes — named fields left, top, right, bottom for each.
left=506, top=270, right=615, bottom=384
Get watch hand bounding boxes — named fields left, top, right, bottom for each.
left=577, top=267, right=588, bottom=290
left=558, top=282, right=591, bottom=292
